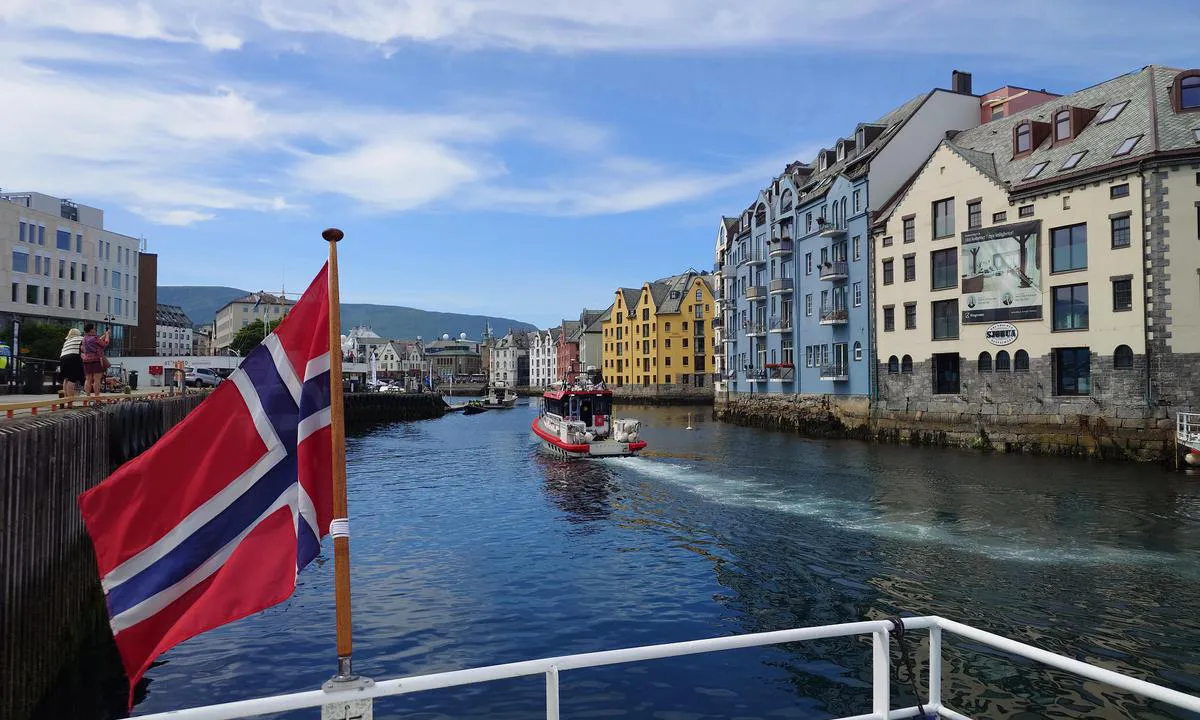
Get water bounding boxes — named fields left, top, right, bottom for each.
left=128, top=403, right=1200, bottom=719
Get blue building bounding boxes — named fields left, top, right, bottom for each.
left=715, top=71, right=982, bottom=397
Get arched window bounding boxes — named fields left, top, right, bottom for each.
left=1181, top=75, right=1200, bottom=110
left=854, top=341, right=863, bottom=361
left=901, top=355, right=913, bottom=373
left=887, top=356, right=899, bottom=374
left=1014, top=349, right=1029, bottom=372
left=1114, top=344, right=1134, bottom=368
left=995, top=350, right=1011, bottom=371
left=978, top=351, right=992, bottom=372
left=841, top=197, right=848, bottom=222
left=1015, top=122, right=1032, bottom=153
left=1054, top=110, right=1071, bottom=140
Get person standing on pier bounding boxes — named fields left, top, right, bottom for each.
left=80, top=323, right=110, bottom=399
left=58, top=327, right=84, bottom=398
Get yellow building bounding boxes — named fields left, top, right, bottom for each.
left=601, top=270, right=718, bottom=388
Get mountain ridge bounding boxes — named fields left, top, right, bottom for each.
left=157, top=285, right=538, bottom=340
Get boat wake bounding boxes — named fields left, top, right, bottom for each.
left=603, top=456, right=1192, bottom=574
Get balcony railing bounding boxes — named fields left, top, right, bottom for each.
left=746, top=368, right=767, bottom=381
left=720, top=264, right=736, bottom=279
left=817, top=219, right=847, bottom=238
left=769, top=316, right=793, bottom=332
left=768, top=238, right=794, bottom=257
left=819, top=363, right=850, bottom=381
left=819, top=307, right=849, bottom=325
left=769, top=277, right=794, bottom=294
left=712, top=316, right=723, bottom=329
left=745, top=285, right=767, bottom=301
left=766, top=363, right=795, bottom=381
left=745, top=322, right=767, bottom=337
left=818, top=260, right=849, bottom=281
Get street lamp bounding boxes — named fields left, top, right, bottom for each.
left=744, top=363, right=755, bottom=396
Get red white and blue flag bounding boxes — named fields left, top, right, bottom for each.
left=78, top=263, right=335, bottom=701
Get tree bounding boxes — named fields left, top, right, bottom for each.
left=229, top=317, right=286, bottom=356
left=0, top=321, right=74, bottom=359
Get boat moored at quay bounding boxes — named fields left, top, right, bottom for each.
left=532, top=379, right=646, bottom=458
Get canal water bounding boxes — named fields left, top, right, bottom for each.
left=128, top=403, right=1200, bottom=719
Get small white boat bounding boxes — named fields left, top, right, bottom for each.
left=481, top=385, right=518, bottom=409
left=532, top=380, right=645, bottom=458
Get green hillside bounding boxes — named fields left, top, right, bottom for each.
left=157, top=286, right=537, bottom=340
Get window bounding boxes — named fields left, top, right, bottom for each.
left=56, top=229, right=72, bottom=250
left=805, top=294, right=812, bottom=315
left=931, top=249, right=957, bottom=290
left=882, top=236, right=894, bottom=247
left=34, top=256, right=41, bottom=274
left=1110, top=183, right=1130, bottom=199
left=1015, top=123, right=1032, bottom=153
left=70, top=290, right=76, bottom=309
left=904, top=303, right=917, bottom=330
left=1023, top=161, right=1049, bottom=180
left=1054, top=110, right=1071, bottom=141
left=853, top=282, right=862, bottom=306
left=1061, top=151, right=1086, bottom=170
left=978, top=352, right=992, bottom=373
left=901, top=355, right=913, bottom=374
left=903, top=255, right=916, bottom=282
left=968, top=201, right=981, bottom=229
left=1063, top=196, right=1071, bottom=210
left=996, top=350, right=1010, bottom=371
left=1113, top=135, right=1142, bottom=157
left=57, top=288, right=64, bottom=307
left=853, top=190, right=861, bottom=213
left=883, top=306, right=895, bottom=332
left=1112, top=277, right=1133, bottom=311
left=1014, top=349, right=1029, bottom=372
left=932, top=299, right=958, bottom=339
left=19, top=221, right=25, bottom=242
left=1111, top=215, right=1131, bottom=248
left=854, top=342, right=862, bottom=361
left=806, top=213, right=812, bottom=233
left=10, top=283, right=16, bottom=302
left=1114, top=345, right=1134, bottom=369
left=882, top=259, right=894, bottom=285
left=26, top=284, right=38, bottom=304
left=1055, top=347, right=1091, bottom=395
left=1051, top=223, right=1088, bottom=272
left=1053, top=284, right=1089, bottom=330
left=84, top=293, right=89, bottom=310
left=933, top=353, right=958, bottom=393
left=903, top=216, right=916, bottom=243
left=12, top=251, right=28, bottom=273
left=932, top=199, right=954, bottom=238
left=805, top=253, right=812, bottom=274
left=665, top=322, right=671, bottom=332
left=1097, top=101, right=1128, bottom=124
left=1181, top=75, right=1200, bottom=110
left=1019, top=205, right=1034, bottom=218
left=81, top=264, right=87, bottom=282
left=113, top=270, right=122, bottom=289
left=993, top=211, right=1007, bottom=223
left=853, top=236, right=861, bottom=261
left=887, top=356, right=899, bottom=373
left=76, top=234, right=82, bottom=253
left=58, top=259, right=65, bottom=279
left=695, top=289, right=702, bottom=301
left=38, top=226, right=44, bottom=245
left=70, top=262, right=76, bottom=280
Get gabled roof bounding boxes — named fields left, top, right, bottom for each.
left=617, top=288, right=640, bottom=313
left=156, top=304, right=192, bottom=327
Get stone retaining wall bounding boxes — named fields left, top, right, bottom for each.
left=612, top=383, right=715, bottom=405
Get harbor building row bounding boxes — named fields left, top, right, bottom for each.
left=489, top=309, right=606, bottom=389
left=713, top=64, right=1200, bottom=458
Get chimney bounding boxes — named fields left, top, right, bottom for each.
left=952, top=70, right=973, bottom=95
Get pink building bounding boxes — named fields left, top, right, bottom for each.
left=979, top=84, right=1061, bottom=123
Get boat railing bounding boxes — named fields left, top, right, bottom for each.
left=1177, top=411, right=1200, bottom=449
left=131, top=615, right=1200, bottom=720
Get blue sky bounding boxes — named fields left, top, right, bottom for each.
left=1, top=1, right=1197, bottom=328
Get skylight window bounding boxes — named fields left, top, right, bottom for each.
left=1096, top=101, right=1129, bottom=124
left=1113, top=135, right=1142, bottom=157
left=1060, top=151, right=1087, bottom=170
left=1194, top=128, right=1200, bottom=143
left=1023, top=161, right=1049, bottom=180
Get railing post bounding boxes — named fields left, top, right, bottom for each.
left=929, top=626, right=942, bottom=710
left=872, top=629, right=890, bottom=719
left=546, top=666, right=560, bottom=720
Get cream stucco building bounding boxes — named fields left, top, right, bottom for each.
left=872, top=64, right=1200, bottom=411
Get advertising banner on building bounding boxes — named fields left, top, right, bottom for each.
left=960, top=220, right=1042, bottom=323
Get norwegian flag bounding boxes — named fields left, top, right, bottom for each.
left=78, top=263, right=334, bottom=703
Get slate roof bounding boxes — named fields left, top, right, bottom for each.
left=617, top=288, right=640, bottom=315
left=156, top=304, right=192, bottom=328
left=945, top=65, right=1199, bottom=193
left=560, top=319, right=581, bottom=343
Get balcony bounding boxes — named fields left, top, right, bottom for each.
left=712, top=316, right=723, bottom=329
left=723, top=335, right=738, bottom=344
left=745, top=285, right=767, bottom=301
left=769, top=316, right=793, bottom=333
left=817, top=219, right=847, bottom=238
left=720, top=264, right=736, bottom=279
left=768, top=238, right=794, bottom=257
left=819, top=306, right=849, bottom=326
left=746, top=369, right=767, bottom=382
left=747, top=248, right=767, bottom=266
left=746, top=322, right=767, bottom=337
left=819, top=364, right=850, bottom=382
left=768, top=277, right=794, bottom=295
left=766, top=363, right=795, bottom=382
left=818, top=260, right=849, bottom=282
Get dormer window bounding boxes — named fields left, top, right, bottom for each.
left=1054, top=110, right=1071, bottom=141
left=819, top=152, right=829, bottom=171
left=837, top=142, right=846, bottom=161
left=1182, top=75, right=1200, bottom=109
left=1015, top=123, right=1032, bottom=153
left=856, top=128, right=865, bottom=149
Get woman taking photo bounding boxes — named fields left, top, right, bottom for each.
left=59, top=328, right=85, bottom=398
left=80, top=323, right=110, bottom=400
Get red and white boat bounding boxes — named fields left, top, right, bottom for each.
left=532, top=380, right=646, bottom=459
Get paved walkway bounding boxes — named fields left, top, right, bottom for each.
left=0, top=387, right=198, bottom=418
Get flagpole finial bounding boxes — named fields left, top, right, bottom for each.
left=322, top=228, right=344, bottom=243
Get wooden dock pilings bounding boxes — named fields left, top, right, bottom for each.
left=0, top=391, right=447, bottom=719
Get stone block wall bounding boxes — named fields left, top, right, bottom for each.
left=613, top=383, right=714, bottom=405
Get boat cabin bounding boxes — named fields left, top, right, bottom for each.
left=542, top=390, right=613, bottom=432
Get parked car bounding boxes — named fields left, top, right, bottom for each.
left=185, top=367, right=222, bottom=388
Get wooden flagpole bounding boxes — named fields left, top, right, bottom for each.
left=323, top=227, right=356, bottom=682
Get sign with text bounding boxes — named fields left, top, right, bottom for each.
left=960, top=220, right=1042, bottom=324
left=984, top=322, right=1018, bottom=346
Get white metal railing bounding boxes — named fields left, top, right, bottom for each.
left=1177, top=411, right=1200, bottom=446
left=132, top=616, right=1200, bottom=720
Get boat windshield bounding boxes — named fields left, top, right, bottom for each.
left=544, top=394, right=612, bottom=422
